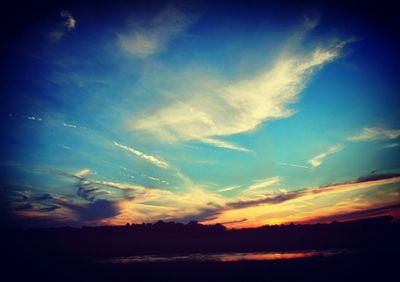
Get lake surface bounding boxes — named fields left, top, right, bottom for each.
left=99, top=249, right=351, bottom=264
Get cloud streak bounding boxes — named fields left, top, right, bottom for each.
left=225, top=173, right=400, bottom=210
left=308, top=144, right=343, bottom=168
left=278, top=162, right=310, bottom=169
left=201, top=138, right=252, bottom=153
left=114, top=142, right=169, bottom=169
left=347, top=127, right=400, bottom=142
left=244, top=176, right=281, bottom=194
left=217, top=185, right=242, bottom=193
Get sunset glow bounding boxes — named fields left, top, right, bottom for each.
left=1, top=0, right=399, bottom=229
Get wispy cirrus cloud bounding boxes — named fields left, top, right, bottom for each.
left=140, top=173, right=169, bottom=185
left=278, top=162, right=310, bottom=169
left=130, top=22, right=346, bottom=150
left=308, top=144, right=344, bottom=168
left=118, top=4, right=197, bottom=58
left=217, top=185, right=242, bottom=193
left=383, top=143, right=400, bottom=149
left=201, top=138, right=252, bottom=153
left=114, top=141, right=169, bottom=169
left=347, top=127, right=400, bottom=142
left=243, top=176, right=281, bottom=194
left=74, top=168, right=92, bottom=178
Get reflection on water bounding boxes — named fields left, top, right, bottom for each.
left=99, top=249, right=351, bottom=264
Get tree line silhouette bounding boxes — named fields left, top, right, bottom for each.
left=3, top=215, right=399, bottom=260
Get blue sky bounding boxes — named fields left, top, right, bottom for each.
left=1, top=0, right=400, bottom=228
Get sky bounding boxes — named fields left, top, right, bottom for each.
left=1, top=0, right=400, bottom=228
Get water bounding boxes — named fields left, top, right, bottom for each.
left=98, top=249, right=351, bottom=264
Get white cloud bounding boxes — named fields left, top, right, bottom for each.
left=383, top=143, right=400, bottom=149
left=131, top=39, right=345, bottom=148
left=278, top=162, right=310, bottom=169
left=308, top=144, right=344, bottom=168
left=118, top=4, right=196, bottom=58
left=217, top=185, right=242, bottom=193
left=61, top=10, right=76, bottom=29
left=74, top=169, right=92, bottom=178
left=201, top=138, right=252, bottom=153
left=347, top=127, right=400, bottom=142
left=63, top=122, right=77, bottom=128
left=114, top=141, right=169, bottom=169
left=25, top=116, right=42, bottom=121
left=244, top=176, right=281, bottom=194
left=140, top=173, right=169, bottom=184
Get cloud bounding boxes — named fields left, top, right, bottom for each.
left=278, top=162, right=310, bottom=169
left=131, top=36, right=345, bottom=148
left=77, top=187, right=111, bottom=202
left=201, top=138, right=252, bottom=153
left=7, top=168, right=179, bottom=226
left=10, top=167, right=400, bottom=228
left=118, top=4, right=196, bottom=58
left=308, top=144, right=344, bottom=168
left=114, top=141, right=169, bottom=169
left=294, top=203, right=400, bottom=224
left=74, top=168, right=92, bottom=178
left=25, top=115, right=42, bottom=121
left=10, top=189, right=118, bottom=226
left=65, top=199, right=119, bottom=222
left=60, top=10, right=76, bottom=29
left=140, top=173, right=169, bottom=184
left=347, top=127, right=400, bottom=142
left=63, top=122, right=77, bottom=128
left=355, top=172, right=400, bottom=183
left=54, top=168, right=141, bottom=200
left=217, top=185, right=242, bottom=193
left=48, top=10, right=76, bottom=41
left=383, top=143, right=400, bottom=149
left=8, top=191, right=74, bottom=225
left=16, top=191, right=31, bottom=200
left=169, top=203, right=225, bottom=223
left=227, top=192, right=302, bottom=209
left=38, top=205, right=62, bottom=212
left=244, top=176, right=281, bottom=194
left=225, top=173, right=400, bottom=210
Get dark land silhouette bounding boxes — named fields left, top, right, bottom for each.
left=2, top=215, right=399, bottom=282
